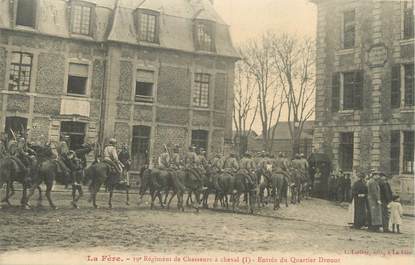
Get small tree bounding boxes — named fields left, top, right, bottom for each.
left=240, top=33, right=285, bottom=153
left=272, top=34, right=315, bottom=156
left=233, top=61, right=258, bottom=156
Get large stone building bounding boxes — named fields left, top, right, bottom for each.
left=311, top=0, right=414, bottom=199
left=0, top=0, right=238, bottom=171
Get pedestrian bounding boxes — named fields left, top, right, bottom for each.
left=378, top=173, right=393, bottom=232
left=351, top=173, right=368, bottom=229
left=388, top=195, right=403, bottom=234
left=344, top=174, right=352, bottom=202
left=367, top=173, right=383, bottom=232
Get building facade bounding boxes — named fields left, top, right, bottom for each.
left=311, top=0, right=414, bottom=199
left=0, top=0, right=238, bottom=171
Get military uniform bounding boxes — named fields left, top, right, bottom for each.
left=224, top=155, right=239, bottom=172
left=184, top=148, right=198, bottom=168
left=158, top=151, right=171, bottom=169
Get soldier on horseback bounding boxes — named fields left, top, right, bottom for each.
left=56, top=135, right=78, bottom=186
left=103, top=138, right=123, bottom=181
left=12, top=137, right=36, bottom=184
left=239, top=152, right=255, bottom=186
left=184, top=145, right=197, bottom=168
left=170, top=144, right=182, bottom=169
left=158, top=145, right=171, bottom=169
left=223, top=152, right=239, bottom=173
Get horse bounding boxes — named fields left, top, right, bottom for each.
left=268, top=172, right=289, bottom=210
left=25, top=156, right=83, bottom=209
left=0, top=156, right=40, bottom=208
left=201, top=166, right=220, bottom=208
left=166, top=167, right=204, bottom=212
left=85, top=161, right=129, bottom=209
left=289, top=168, right=303, bottom=204
left=231, top=170, right=257, bottom=214
left=212, top=171, right=234, bottom=209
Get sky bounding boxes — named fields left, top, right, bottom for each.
left=214, top=0, right=318, bottom=133
left=214, top=0, right=317, bottom=46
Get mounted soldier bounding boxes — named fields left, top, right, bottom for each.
left=158, top=145, right=171, bottom=170
left=239, top=152, right=255, bottom=185
left=103, top=138, right=123, bottom=183
left=184, top=145, right=197, bottom=169
left=118, top=143, right=131, bottom=185
left=56, top=135, right=78, bottom=186
left=196, top=148, right=208, bottom=170
left=170, top=144, right=182, bottom=169
left=223, top=152, right=239, bottom=173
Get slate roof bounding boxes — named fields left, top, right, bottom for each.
left=0, top=0, right=238, bottom=58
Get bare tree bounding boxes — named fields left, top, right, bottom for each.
left=233, top=61, right=258, bottom=155
left=272, top=34, right=315, bottom=156
left=240, top=33, right=286, bottom=153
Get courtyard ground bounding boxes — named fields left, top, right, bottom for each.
left=0, top=188, right=414, bottom=265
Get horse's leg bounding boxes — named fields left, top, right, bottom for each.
left=272, top=187, right=277, bottom=210
left=163, top=191, right=169, bottom=205
left=45, top=181, right=57, bottom=209
left=92, top=183, right=101, bottom=209
left=150, top=190, right=156, bottom=209
left=167, top=191, right=176, bottom=209
left=36, top=186, right=43, bottom=207
left=157, top=191, right=164, bottom=208
left=213, top=193, right=218, bottom=208
left=2, top=182, right=12, bottom=206
left=108, top=186, right=113, bottom=209
left=178, top=191, right=184, bottom=212
left=186, top=192, right=192, bottom=207
left=125, top=186, right=130, bottom=206
left=193, top=190, right=201, bottom=212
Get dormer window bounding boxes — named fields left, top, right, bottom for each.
left=70, top=1, right=94, bottom=36
left=194, top=20, right=215, bottom=52
left=16, top=0, right=37, bottom=28
left=137, top=10, right=159, bottom=43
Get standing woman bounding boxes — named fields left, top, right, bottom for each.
left=367, top=173, right=383, bottom=232
left=351, top=173, right=368, bottom=229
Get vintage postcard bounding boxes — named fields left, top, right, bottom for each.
left=0, top=0, right=414, bottom=265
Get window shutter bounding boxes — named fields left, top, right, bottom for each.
left=404, top=64, right=414, bottom=107
left=390, top=130, right=400, bottom=175
left=391, top=65, right=401, bottom=108
left=332, top=73, right=340, bottom=112
left=353, top=70, right=363, bottom=110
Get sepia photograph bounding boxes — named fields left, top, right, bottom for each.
left=0, top=0, right=414, bottom=264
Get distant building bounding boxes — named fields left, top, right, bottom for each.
left=311, top=0, right=414, bottom=199
left=0, top=0, right=238, bottom=173
left=239, top=121, right=314, bottom=158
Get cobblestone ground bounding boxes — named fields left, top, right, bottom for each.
left=0, top=188, right=413, bottom=257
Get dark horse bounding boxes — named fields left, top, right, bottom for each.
left=85, top=161, right=129, bottom=209
left=231, top=170, right=257, bottom=214
left=0, top=156, right=41, bottom=208
left=166, top=168, right=204, bottom=212
left=25, top=156, right=83, bottom=209
left=268, top=172, right=289, bottom=210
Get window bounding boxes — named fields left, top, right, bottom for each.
left=135, top=70, right=154, bottom=102
left=71, top=2, right=92, bottom=35
left=403, top=131, right=414, bottom=174
left=5, top=116, right=28, bottom=139
left=343, top=9, right=355, bottom=49
left=138, top=12, right=158, bottom=43
left=339, top=132, right=353, bottom=172
left=16, top=0, right=36, bottom=28
left=60, top=121, right=86, bottom=150
left=191, top=130, right=209, bottom=151
left=131, top=126, right=151, bottom=170
left=193, top=73, right=210, bottom=107
left=332, top=71, right=363, bottom=112
left=390, top=131, right=400, bottom=175
left=67, top=63, right=88, bottom=95
left=403, top=0, right=414, bottom=39
left=195, top=21, right=215, bottom=52
left=391, top=63, right=414, bottom=108
left=404, top=64, right=414, bottom=106
left=9, top=52, right=33, bottom=92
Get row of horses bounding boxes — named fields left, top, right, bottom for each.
left=0, top=147, right=311, bottom=213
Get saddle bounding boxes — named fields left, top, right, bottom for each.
left=102, top=160, right=121, bottom=176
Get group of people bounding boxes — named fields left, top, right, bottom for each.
left=328, top=170, right=352, bottom=202
left=155, top=144, right=309, bottom=183
left=351, top=171, right=404, bottom=233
